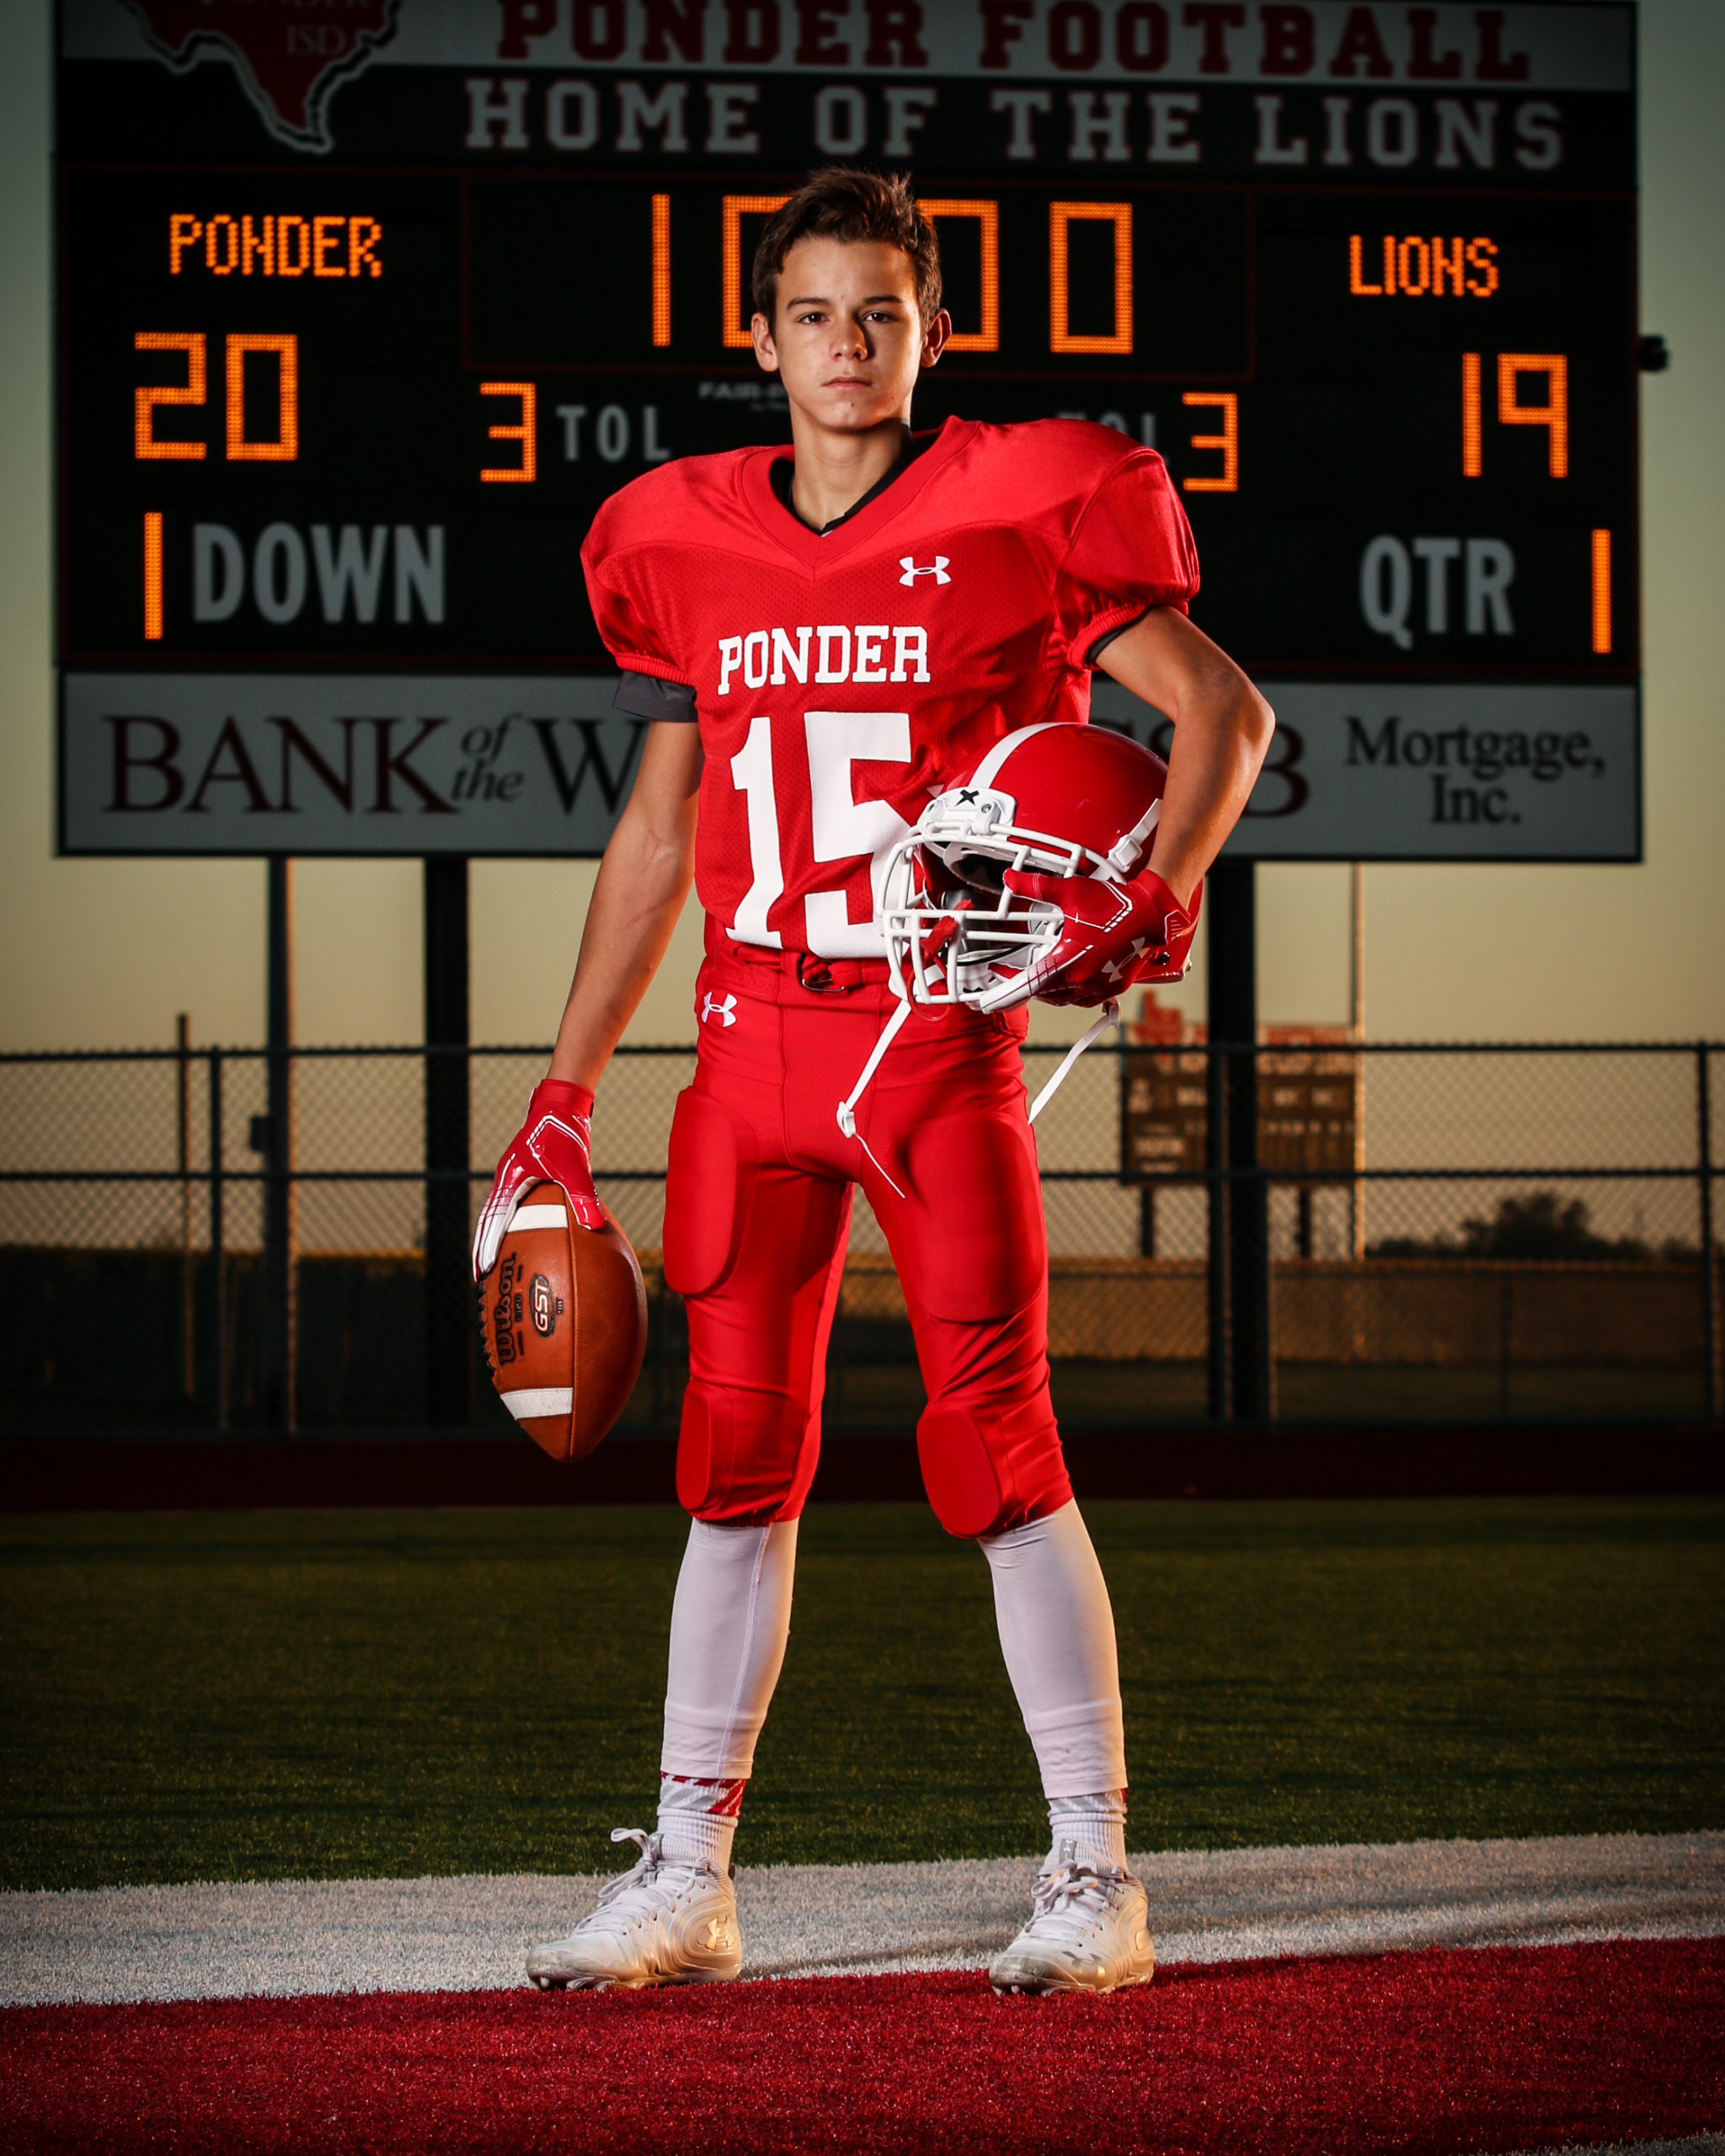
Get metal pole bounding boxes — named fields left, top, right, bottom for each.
left=209, top=1046, right=227, bottom=1433
left=1498, top=1269, right=1514, bottom=1420
left=424, top=855, right=473, bottom=1426
left=177, top=1012, right=195, bottom=1400
left=1233, top=1043, right=1274, bottom=1423
left=1205, top=1044, right=1230, bottom=1420
left=1700, top=1042, right=1719, bottom=1424
left=1206, top=858, right=1272, bottom=1422
left=1350, top=862, right=1366, bottom=1262
left=264, top=859, right=296, bottom=1431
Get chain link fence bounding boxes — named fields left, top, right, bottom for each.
left=1, top=1037, right=1719, bottom=1435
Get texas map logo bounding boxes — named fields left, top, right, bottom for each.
left=124, top=0, right=401, bottom=152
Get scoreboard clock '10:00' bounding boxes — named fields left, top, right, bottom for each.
left=56, top=0, right=1642, bottom=861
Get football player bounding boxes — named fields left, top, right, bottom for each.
left=476, top=168, right=1274, bottom=1996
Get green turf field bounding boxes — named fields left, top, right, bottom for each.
left=2, top=1497, right=1721, bottom=1892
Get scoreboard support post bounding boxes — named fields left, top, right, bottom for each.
left=263, top=858, right=296, bottom=1433
left=1698, top=1044, right=1720, bottom=1426
left=1206, top=862, right=1273, bottom=1425
left=424, top=856, right=473, bottom=1428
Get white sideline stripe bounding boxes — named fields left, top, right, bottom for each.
left=1511, top=2145, right=1724, bottom=2156
left=509, top=1204, right=568, bottom=1232
left=2, top=1833, right=1721, bottom=2008
left=499, top=1388, right=572, bottom=1422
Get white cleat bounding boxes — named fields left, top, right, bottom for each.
left=988, top=1839, right=1156, bottom=1997
left=526, top=1828, right=742, bottom=1992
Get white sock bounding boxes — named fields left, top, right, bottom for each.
left=978, top=1499, right=1128, bottom=1803
left=661, top=1516, right=798, bottom=1783
left=1048, top=1790, right=1128, bottom=1870
left=657, top=1774, right=745, bottom=1871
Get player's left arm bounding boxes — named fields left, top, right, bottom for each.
left=1093, top=606, right=1274, bottom=906
left=1003, top=610, right=1271, bottom=1006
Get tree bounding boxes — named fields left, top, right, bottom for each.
left=1371, top=1191, right=1658, bottom=1262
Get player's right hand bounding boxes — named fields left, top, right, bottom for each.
left=472, top=1079, right=603, bottom=1281
left=1000, top=866, right=1200, bottom=1008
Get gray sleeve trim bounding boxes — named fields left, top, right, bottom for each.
left=612, top=671, right=697, bottom=722
left=1085, top=610, right=1149, bottom=669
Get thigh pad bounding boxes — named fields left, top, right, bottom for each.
left=895, top=1111, right=1046, bottom=1323
left=663, top=1088, right=750, bottom=1298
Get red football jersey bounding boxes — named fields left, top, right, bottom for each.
left=581, top=416, right=1199, bottom=958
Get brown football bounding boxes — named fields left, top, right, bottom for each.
left=478, top=1182, right=648, bottom=1463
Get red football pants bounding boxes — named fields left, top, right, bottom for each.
left=661, top=943, right=1072, bottom=1537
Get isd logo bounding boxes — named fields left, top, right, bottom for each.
left=125, top=0, right=401, bottom=154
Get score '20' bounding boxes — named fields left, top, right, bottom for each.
left=134, top=333, right=297, bottom=462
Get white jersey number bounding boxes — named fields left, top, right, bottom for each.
left=727, top=711, right=912, bottom=958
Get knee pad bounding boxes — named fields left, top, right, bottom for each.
left=917, top=1396, right=1071, bottom=1539
left=677, top=1380, right=816, bottom=1522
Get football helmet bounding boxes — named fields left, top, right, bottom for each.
left=879, top=723, right=1183, bottom=1014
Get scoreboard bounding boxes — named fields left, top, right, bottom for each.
left=56, top=0, right=1642, bottom=859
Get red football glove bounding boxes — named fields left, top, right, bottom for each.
left=471, top=1078, right=604, bottom=1282
left=1001, top=867, right=1202, bottom=1009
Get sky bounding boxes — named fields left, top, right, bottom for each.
left=1, top=0, right=1720, bottom=1055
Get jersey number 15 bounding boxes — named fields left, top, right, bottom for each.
left=727, top=709, right=913, bottom=958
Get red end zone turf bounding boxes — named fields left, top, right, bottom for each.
left=3, top=1940, right=1721, bottom=2156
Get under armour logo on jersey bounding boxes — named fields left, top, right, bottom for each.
left=701, top=992, right=738, bottom=1028
left=899, top=556, right=951, bottom=586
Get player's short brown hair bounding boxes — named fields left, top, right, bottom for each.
left=751, top=168, right=943, bottom=328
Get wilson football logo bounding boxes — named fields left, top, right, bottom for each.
left=489, top=1251, right=520, bottom=1365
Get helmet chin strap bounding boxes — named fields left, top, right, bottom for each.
left=836, top=993, right=1119, bottom=1138
left=1026, top=1000, right=1121, bottom=1125
left=836, top=993, right=913, bottom=1139
left=1105, top=795, right=1162, bottom=877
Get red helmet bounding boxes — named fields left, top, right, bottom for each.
left=880, top=723, right=1171, bottom=1012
